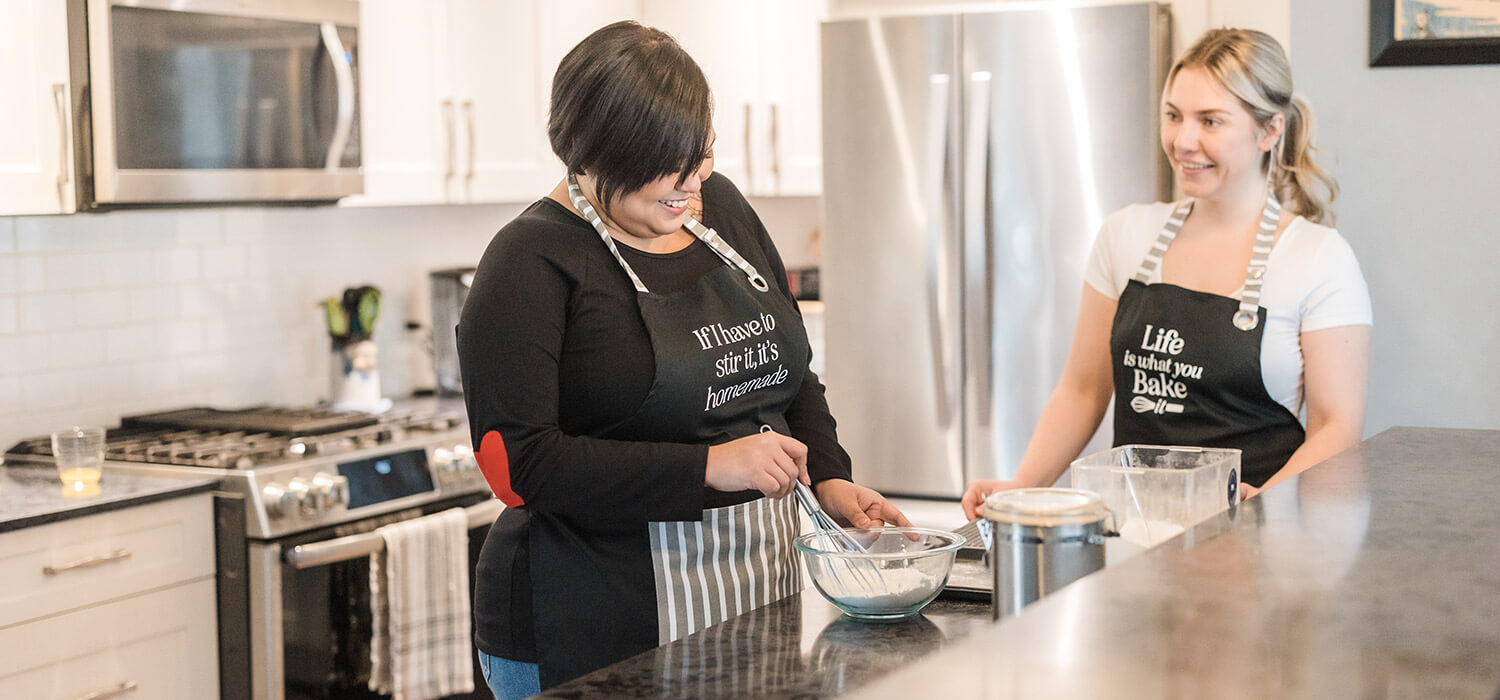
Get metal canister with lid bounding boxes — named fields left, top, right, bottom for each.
left=982, top=488, right=1113, bottom=620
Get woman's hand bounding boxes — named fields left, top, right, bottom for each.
left=1239, top=483, right=1261, bottom=501
left=960, top=479, right=1026, bottom=521
left=813, top=479, right=912, bottom=529
left=706, top=432, right=808, bottom=499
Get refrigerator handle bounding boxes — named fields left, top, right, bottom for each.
left=743, top=103, right=756, bottom=194
left=963, top=71, right=994, bottom=426
left=923, top=74, right=958, bottom=428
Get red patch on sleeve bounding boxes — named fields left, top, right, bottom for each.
left=476, top=430, right=524, bottom=507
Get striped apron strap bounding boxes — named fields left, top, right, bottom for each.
left=649, top=496, right=802, bottom=645
left=1233, top=191, right=1282, bottom=331
left=1131, top=200, right=1194, bottom=284
left=564, top=174, right=770, bottom=294
left=1131, top=193, right=1281, bottom=332
left=684, top=219, right=771, bottom=292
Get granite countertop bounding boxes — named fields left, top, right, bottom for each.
left=0, top=464, right=221, bottom=533
left=544, top=427, right=1500, bottom=698
left=543, top=589, right=992, bottom=698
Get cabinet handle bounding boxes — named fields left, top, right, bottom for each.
left=72, top=680, right=139, bottom=700
left=442, top=99, right=456, bottom=182
left=743, top=103, right=754, bottom=193
left=52, top=83, right=71, bottom=195
left=463, top=99, right=476, bottom=185
left=43, top=548, right=132, bottom=576
left=770, top=103, right=781, bottom=194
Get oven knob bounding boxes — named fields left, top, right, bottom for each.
left=453, top=444, right=475, bottom=472
left=263, top=483, right=290, bottom=519
left=432, top=447, right=456, bottom=474
left=286, top=477, right=314, bottom=516
left=311, top=472, right=349, bottom=511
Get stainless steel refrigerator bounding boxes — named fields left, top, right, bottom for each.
left=820, top=3, right=1172, bottom=498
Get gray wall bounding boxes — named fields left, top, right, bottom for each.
left=1292, top=0, right=1500, bottom=434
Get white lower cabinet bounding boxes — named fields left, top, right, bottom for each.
left=0, top=493, right=218, bottom=699
left=0, top=579, right=218, bottom=700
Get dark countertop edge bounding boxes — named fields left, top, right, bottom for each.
left=0, top=477, right=222, bottom=534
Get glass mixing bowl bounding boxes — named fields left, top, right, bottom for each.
left=794, top=527, right=963, bottom=620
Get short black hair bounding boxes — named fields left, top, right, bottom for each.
left=548, top=21, right=712, bottom=216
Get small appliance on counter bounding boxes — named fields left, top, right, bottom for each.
left=981, top=488, right=1113, bottom=620
left=429, top=267, right=475, bottom=396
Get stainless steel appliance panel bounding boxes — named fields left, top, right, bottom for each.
left=821, top=4, right=1169, bottom=498
left=961, top=3, right=1171, bottom=483
left=74, top=0, right=363, bottom=206
left=431, top=267, right=476, bottom=396
left=822, top=16, right=965, bottom=498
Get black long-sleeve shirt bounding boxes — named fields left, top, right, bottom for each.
left=458, top=173, right=850, bottom=661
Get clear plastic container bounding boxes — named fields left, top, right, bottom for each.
left=1070, top=445, right=1241, bottom=556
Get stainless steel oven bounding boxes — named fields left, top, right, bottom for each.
left=6, top=401, right=494, bottom=700
left=65, top=0, right=363, bottom=207
left=262, top=494, right=497, bottom=700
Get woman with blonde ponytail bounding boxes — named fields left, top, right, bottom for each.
left=961, top=28, right=1372, bottom=518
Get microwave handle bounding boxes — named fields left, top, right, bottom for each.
left=319, top=22, right=356, bottom=171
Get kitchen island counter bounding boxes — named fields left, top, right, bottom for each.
left=543, top=427, right=1500, bottom=698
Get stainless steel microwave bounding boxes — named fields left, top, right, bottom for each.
left=66, top=0, right=362, bottom=208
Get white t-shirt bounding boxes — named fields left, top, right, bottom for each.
left=1084, top=202, right=1373, bottom=420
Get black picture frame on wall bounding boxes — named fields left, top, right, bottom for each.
left=1370, top=0, right=1500, bottom=66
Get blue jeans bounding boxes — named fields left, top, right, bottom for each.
left=478, top=650, right=541, bottom=700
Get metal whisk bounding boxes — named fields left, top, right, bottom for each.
left=791, top=481, right=885, bottom=594
left=760, top=425, right=885, bottom=594
left=792, top=481, right=867, bottom=553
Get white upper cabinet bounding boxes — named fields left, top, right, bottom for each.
left=355, top=1, right=631, bottom=206
left=351, top=0, right=449, bottom=206
left=642, top=0, right=826, bottom=197
left=0, top=0, right=76, bottom=215
left=758, top=0, right=826, bottom=196
left=449, top=0, right=555, bottom=204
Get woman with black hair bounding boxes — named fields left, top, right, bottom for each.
left=458, top=21, right=910, bottom=697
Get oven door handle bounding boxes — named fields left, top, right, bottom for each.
left=283, top=498, right=503, bottom=569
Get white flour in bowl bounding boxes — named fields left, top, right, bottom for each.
left=819, top=566, right=938, bottom=608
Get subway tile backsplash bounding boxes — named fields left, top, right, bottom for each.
left=0, top=204, right=523, bottom=450
left=0, top=196, right=821, bottom=452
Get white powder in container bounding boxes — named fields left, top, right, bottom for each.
left=818, top=566, right=938, bottom=609
left=1117, top=518, right=1186, bottom=547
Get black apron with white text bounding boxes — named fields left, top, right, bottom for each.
left=1109, top=195, right=1304, bottom=487
left=524, top=177, right=810, bottom=688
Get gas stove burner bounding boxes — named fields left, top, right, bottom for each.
left=121, top=405, right=381, bottom=436
left=5, top=400, right=472, bottom=472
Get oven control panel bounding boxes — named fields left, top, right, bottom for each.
left=249, top=436, right=488, bottom=538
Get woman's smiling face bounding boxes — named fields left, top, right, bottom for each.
left=601, top=131, right=716, bottom=240
left=1161, top=66, right=1280, bottom=203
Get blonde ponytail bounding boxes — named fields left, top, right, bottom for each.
left=1270, top=96, right=1338, bottom=224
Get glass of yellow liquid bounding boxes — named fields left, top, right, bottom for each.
left=51, top=426, right=105, bottom=497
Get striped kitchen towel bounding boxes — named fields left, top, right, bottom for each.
left=369, top=507, right=474, bottom=700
